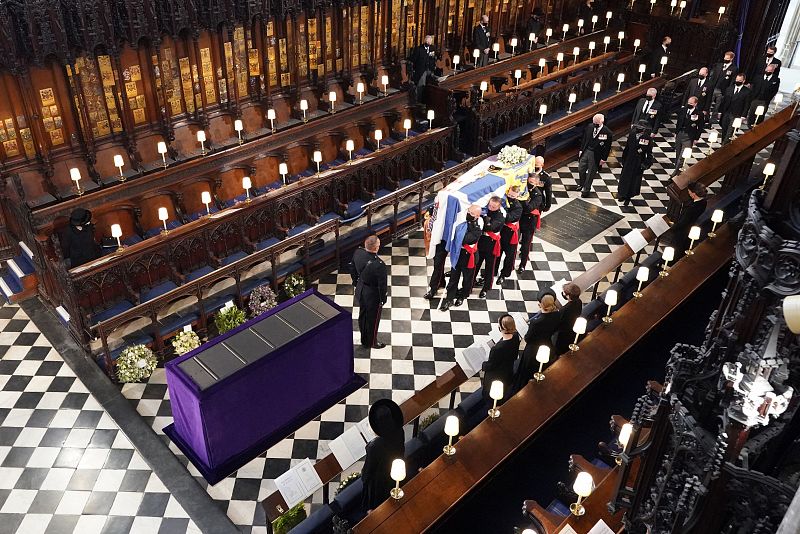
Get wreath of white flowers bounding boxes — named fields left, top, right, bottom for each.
left=116, top=344, right=157, bottom=383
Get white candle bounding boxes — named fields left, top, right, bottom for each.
left=345, top=139, right=355, bottom=162
left=158, top=207, right=169, bottom=234
left=110, top=224, right=123, bottom=250
left=356, top=82, right=365, bottom=103
left=267, top=108, right=276, bottom=131
left=381, top=74, right=389, bottom=94
left=403, top=118, right=412, bottom=138
left=113, top=154, right=124, bottom=178
left=374, top=129, right=383, bottom=149
left=279, top=162, right=288, bottom=184
left=242, top=176, right=251, bottom=201
left=329, top=91, right=337, bottom=113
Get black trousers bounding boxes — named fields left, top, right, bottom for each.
left=518, top=216, right=537, bottom=270
left=498, top=225, right=519, bottom=277
left=446, top=252, right=478, bottom=300
left=358, top=296, right=382, bottom=347
left=428, top=241, right=448, bottom=292
left=473, top=235, right=501, bottom=291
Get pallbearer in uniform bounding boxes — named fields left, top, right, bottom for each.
left=474, top=196, right=505, bottom=299
left=423, top=239, right=448, bottom=300
left=517, top=157, right=552, bottom=274
left=617, top=122, right=653, bottom=206
left=350, top=235, right=388, bottom=349
left=440, top=205, right=483, bottom=311
left=495, top=186, right=523, bottom=286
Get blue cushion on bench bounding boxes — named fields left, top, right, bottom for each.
left=222, top=250, right=248, bottom=266
left=158, top=312, right=199, bottom=337
left=319, top=212, right=341, bottom=223
left=144, top=220, right=181, bottom=239
left=288, top=223, right=312, bottom=237
left=185, top=265, right=214, bottom=282
left=257, top=236, right=280, bottom=250
left=345, top=199, right=366, bottom=219
left=91, top=299, right=135, bottom=325
left=140, top=281, right=178, bottom=303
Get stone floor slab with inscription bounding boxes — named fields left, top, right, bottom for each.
left=538, top=198, right=625, bottom=252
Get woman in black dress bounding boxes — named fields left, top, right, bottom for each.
left=514, top=294, right=561, bottom=391
left=618, top=124, right=653, bottom=206
left=481, top=314, right=520, bottom=405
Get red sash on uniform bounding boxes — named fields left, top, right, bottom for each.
left=485, top=231, right=502, bottom=257
left=505, top=222, right=520, bottom=245
left=532, top=209, right=541, bottom=230
left=462, top=243, right=478, bottom=268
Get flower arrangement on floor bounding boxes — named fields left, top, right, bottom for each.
left=116, top=344, right=158, bottom=383
left=282, top=273, right=306, bottom=299
left=335, top=472, right=361, bottom=496
left=171, top=330, right=200, bottom=355
left=497, top=144, right=530, bottom=167
left=214, top=305, right=246, bottom=335
left=272, top=503, right=307, bottom=534
left=248, top=283, right=278, bottom=317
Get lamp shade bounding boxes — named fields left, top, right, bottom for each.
left=660, top=56, right=668, bottom=65
left=535, top=345, right=550, bottom=364
left=634, top=38, right=641, bottom=47
left=529, top=32, right=536, bottom=41
left=489, top=380, right=504, bottom=401
left=578, top=18, right=584, bottom=27
left=783, top=295, right=800, bottom=334
left=604, top=289, right=618, bottom=306
left=573, top=317, right=587, bottom=335
left=510, top=38, right=518, bottom=47
left=573, top=471, right=594, bottom=497
left=381, top=75, right=389, bottom=85
left=69, top=168, right=81, bottom=181
left=732, top=117, right=742, bottom=129
left=593, top=82, right=601, bottom=92
left=708, top=131, right=719, bottom=143
left=196, top=130, right=206, bottom=142
left=158, top=141, right=168, bottom=154
left=522, top=530, right=536, bottom=534
left=444, top=415, right=459, bottom=437
left=267, top=109, right=276, bottom=120
left=636, top=266, right=650, bottom=282
left=639, top=63, right=647, bottom=73
left=764, top=162, right=776, bottom=176
left=591, top=15, right=598, bottom=23
left=427, top=109, right=435, bottom=121
left=774, top=94, right=783, bottom=104
left=242, top=176, right=251, bottom=189
left=556, top=52, right=564, bottom=62
left=573, top=47, right=580, bottom=56
left=755, top=105, right=765, bottom=116
left=113, top=154, right=124, bottom=168
left=300, top=99, right=308, bottom=110
left=403, top=118, right=412, bottom=129
left=688, top=226, right=701, bottom=240
left=618, top=31, right=625, bottom=39
left=679, top=0, right=686, bottom=7
left=480, top=81, right=488, bottom=91
left=492, top=43, right=500, bottom=53
left=345, top=139, right=355, bottom=151
left=110, top=224, right=122, bottom=238
left=390, top=459, right=406, bottom=482
left=606, top=10, right=612, bottom=18
left=568, top=93, right=577, bottom=103
left=473, top=49, right=480, bottom=58
left=563, top=23, right=569, bottom=32
left=682, top=146, right=692, bottom=158
left=514, top=69, right=522, bottom=79
left=617, top=73, right=625, bottom=83
left=453, top=55, right=460, bottom=65
left=279, top=162, right=288, bottom=175
left=201, top=191, right=211, bottom=204
left=329, top=91, right=336, bottom=102
left=357, top=82, right=364, bottom=93
left=619, top=423, right=633, bottom=449
left=538, top=58, right=546, bottom=67
left=539, top=104, right=547, bottom=114
left=588, top=41, right=596, bottom=50
left=234, top=119, right=243, bottom=132
left=374, top=129, right=383, bottom=141
left=711, top=209, right=724, bottom=223
left=546, top=28, right=553, bottom=37
left=313, top=150, right=322, bottom=163
left=158, top=207, right=169, bottom=221
left=718, top=6, right=725, bottom=14
left=603, top=36, right=610, bottom=45
left=663, top=246, right=675, bottom=262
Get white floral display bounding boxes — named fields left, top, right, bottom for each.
left=171, top=330, right=201, bottom=355
left=497, top=144, right=530, bottom=167
left=116, top=344, right=158, bottom=383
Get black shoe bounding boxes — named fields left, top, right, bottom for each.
left=479, top=290, right=487, bottom=299
left=440, top=300, right=452, bottom=311
left=496, top=276, right=505, bottom=285
left=372, top=341, right=387, bottom=349
left=623, top=199, right=631, bottom=207
left=581, top=191, right=590, bottom=198
left=423, top=290, right=435, bottom=300
left=444, top=270, right=452, bottom=277
left=475, top=277, right=485, bottom=286
left=516, top=266, right=525, bottom=274
left=454, top=298, right=464, bottom=307
left=570, top=184, right=582, bottom=191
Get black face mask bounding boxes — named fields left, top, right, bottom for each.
left=765, top=70, right=771, bottom=75
left=467, top=214, right=477, bottom=222
left=735, top=81, right=743, bottom=87
left=766, top=53, right=774, bottom=58
left=699, top=74, right=706, bottom=79
left=646, top=95, right=654, bottom=101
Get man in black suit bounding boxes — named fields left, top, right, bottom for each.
left=410, top=35, right=437, bottom=87
left=647, top=36, right=671, bottom=78
left=474, top=196, right=505, bottom=298
left=631, top=88, right=662, bottom=133
left=673, top=96, right=706, bottom=174
left=472, top=15, right=491, bottom=67
left=685, top=67, right=713, bottom=114
left=423, top=239, right=447, bottom=300
left=747, top=63, right=780, bottom=125
left=709, top=51, right=738, bottom=122
left=350, top=235, right=388, bottom=349
left=440, top=204, right=483, bottom=311
left=719, top=73, right=751, bottom=143
left=668, top=182, right=708, bottom=255
left=573, top=114, right=613, bottom=198
left=495, top=186, right=523, bottom=285
left=752, top=45, right=782, bottom=79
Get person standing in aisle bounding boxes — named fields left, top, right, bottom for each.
left=474, top=196, right=505, bottom=299
left=517, top=158, right=552, bottom=274
left=495, top=186, right=523, bottom=286
left=440, top=204, right=483, bottom=311
left=350, top=235, right=388, bottom=349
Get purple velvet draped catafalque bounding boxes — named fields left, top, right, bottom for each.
left=164, top=289, right=364, bottom=484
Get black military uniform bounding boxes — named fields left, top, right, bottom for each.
left=496, top=195, right=523, bottom=283
left=719, top=82, right=751, bottom=143
left=630, top=96, right=662, bottom=132
left=674, top=104, right=705, bottom=171
left=441, top=216, right=482, bottom=311
left=473, top=204, right=505, bottom=297
left=424, top=240, right=448, bottom=299
left=350, top=247, right=388, bottom=348
left=685, top=74, right=712, bottom=113
left=518, top=173, right=552, bottom=272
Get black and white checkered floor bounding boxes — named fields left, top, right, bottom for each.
left=0, top=305, right=199, bottom=534
left=3, top=113, right=772, bottom=532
